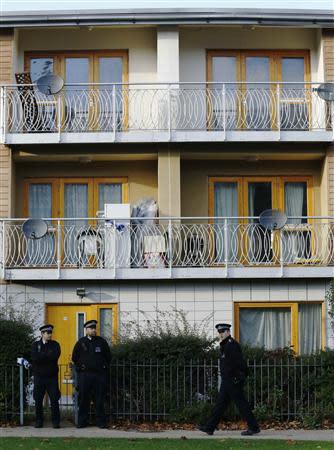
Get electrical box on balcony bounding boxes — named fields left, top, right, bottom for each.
left=103, top=203, right=131, bottom=269
left=143, top=235, right=166, bottom=268
left=104, top=203, right=131, bottom=220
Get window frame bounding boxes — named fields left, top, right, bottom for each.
left=24, top=50, right=129, bottom=85
left=23, top=176, right=129, bottom=218
left=208, top=175, right=314, bottom=218
left=207, top=49, right=310, bottom=84
left=234, top=301, right=325, bottom=355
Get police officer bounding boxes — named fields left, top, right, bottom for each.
left=31, top=324, right=61, bottom=428
left=199, top=323, right=260, bottom=436
left=72, top=319, right=111, bottom=428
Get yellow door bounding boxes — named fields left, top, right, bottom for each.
left=47, top=303, right=118, bottom=396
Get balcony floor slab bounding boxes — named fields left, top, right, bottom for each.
left=4, top=130, right=332, bottom=145
left=4, top=265, right=334, bottom=281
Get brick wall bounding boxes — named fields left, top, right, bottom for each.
left=322, top=29, right=334, bottom=81
left=0, top=29, right=14, bottom=218
left=323, top=30, right=334, bottom=215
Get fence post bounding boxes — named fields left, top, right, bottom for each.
left=19, top=364, right=24, bottom=426
left=57, top=220, right=61, bottom=279
left=112, top=84, right=116, bottom=142
left=331, top=101, right=334, bottom=142
left=222, top=83, right=226, bottom=140
left=224, top=218, right=228, bottom=277
left=2, top=221, right=5, bottom=280
left=0, top=86, right=4, bottom=143
left=168, top=85, right=171, bottom=141
left=276, top=84, right=281, bottom=140
left=57, top=94, right=61, bottom=142
left=217, top=358, right=221, bottom=391
left=168, top=219, right=173, bottom=277
left=113, top=219, right=116, bottom=279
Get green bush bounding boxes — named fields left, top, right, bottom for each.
left=0, top=314, right=34, bottom=423
left=0, top=317, right=34, bottom=364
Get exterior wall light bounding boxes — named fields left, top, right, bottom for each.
left=76, top=288, right=86, bottom=299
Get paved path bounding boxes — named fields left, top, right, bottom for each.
left=1, top=426, right=334, bottom=441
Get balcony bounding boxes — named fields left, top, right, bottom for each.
left=1, top=82, right=332, bottom=145
left=1, top=217, right=334, bottom=280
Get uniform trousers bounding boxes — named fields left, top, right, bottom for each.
left=33, top=374, right=60, bottom=425
left=206, top=378, right=259, bottom=432
left=77, top=371, right=107, bottom=427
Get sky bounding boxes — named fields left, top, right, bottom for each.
left=1, top=0, right=333, bottom=12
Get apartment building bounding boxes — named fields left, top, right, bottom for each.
left=0, top=7, right=334, bottom=367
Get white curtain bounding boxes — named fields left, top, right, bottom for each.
left=29, top=184, right=52, bottom=218
left=98, top=184, right=122, bottom=210
left=239, top=307, right=291, bottom=349
left=27, top=184, right=54, bottom=265
left=64, top=184, right=88, bottom=265
left=214, top=182, right=238, bottom=262
left=100, top=308, right=113, bottom=345
left=299, top=304, right=321, bottom=354
left=247, top=184, right=271, bottom=263
left=283, top=182, right=307, bottom=262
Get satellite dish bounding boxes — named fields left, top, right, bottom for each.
left=22, top=219, right=48, bottom=239
left=36, top=74, right=64, bottom=95
left=259, top=209, right=287, bottom=231
left=314, top=83, right=334, bottom=102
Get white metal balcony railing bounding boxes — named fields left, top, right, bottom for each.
left=0, top=82, right=333, bottom=142
left=1, top=217, right=334, bottom=279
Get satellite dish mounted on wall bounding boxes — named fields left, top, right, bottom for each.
left=314, top=83, right=334, bottom=102
left=259, top=209, right=287, bottom=231
left=36, top=74, right=64, bottom=96
left=22, top=219, right=48, bottom=239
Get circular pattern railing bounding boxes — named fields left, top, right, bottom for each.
left=1, top=220, right=334, bottom=269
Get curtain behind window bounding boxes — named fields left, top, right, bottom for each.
left=64, top=184, right=88, bottom=265
left=283, top=182, right=308, bottom=262
left=98, top=184, right=122, bottom=211
left=29, top=184, right=52, bottom=218
left=27, top=184, right=55, bottom=266
left=239, top=307, right=291, bottom=349
left=214, top=182, right=238, bottom=262
left=299, top=303, right=322, bottom=354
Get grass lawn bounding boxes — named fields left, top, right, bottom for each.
left=0, top=438, right=332, bottom=450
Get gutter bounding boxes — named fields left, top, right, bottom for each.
left=1, top=8, right=334, bottom=28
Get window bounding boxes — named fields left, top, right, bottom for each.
left=24, top=177, right=128, bottom=218
left=234, top=302, right=324, bottom=354
left=77, top=312, right=86, bottom=340
left=25, top=51, right=128, bottom=131
left=209, top=176, right=313, bottom=219
left=207, top=50, right=310, bottom=130
left=208, top=176, right=313, bottom=264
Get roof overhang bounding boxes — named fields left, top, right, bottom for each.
left=1, top=8, right=334, bottom=29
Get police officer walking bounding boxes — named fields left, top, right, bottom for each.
left=72, top=320, right=111, bottom=428
left=199, top=323, right=260, bottom=436
left=31, top=324, right=61, bottom=428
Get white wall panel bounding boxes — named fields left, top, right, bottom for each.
left=1, top=279, right=332, bottom=347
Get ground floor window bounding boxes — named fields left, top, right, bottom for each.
left=234, top=301, right=323, bottom=355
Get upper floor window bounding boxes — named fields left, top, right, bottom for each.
left=25, top=50, right=128, bottom=85
left=25, top=51, right=128, bottom=131
left=207, top=51, right=310, bottom=131
left=207, top=50, right=310, bottom=85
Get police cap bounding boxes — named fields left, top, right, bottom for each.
left=84, top=319, right=98, bottom=328
left=215, top=323, right=231, bottom=333
left=39, top=324, right=54, bottom=333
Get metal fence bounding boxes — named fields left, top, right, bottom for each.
left=1, top=217, right=334, bottom=273
left=0, top=358, right=330, bottom=424
left=1, top=82, right=333, bottom=138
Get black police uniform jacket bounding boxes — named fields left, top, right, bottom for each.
left=72, top=336, right=111, bottom=372
left=31, top=339, right=61, bottom=377
left=219, top=336, right=248, bottom=382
